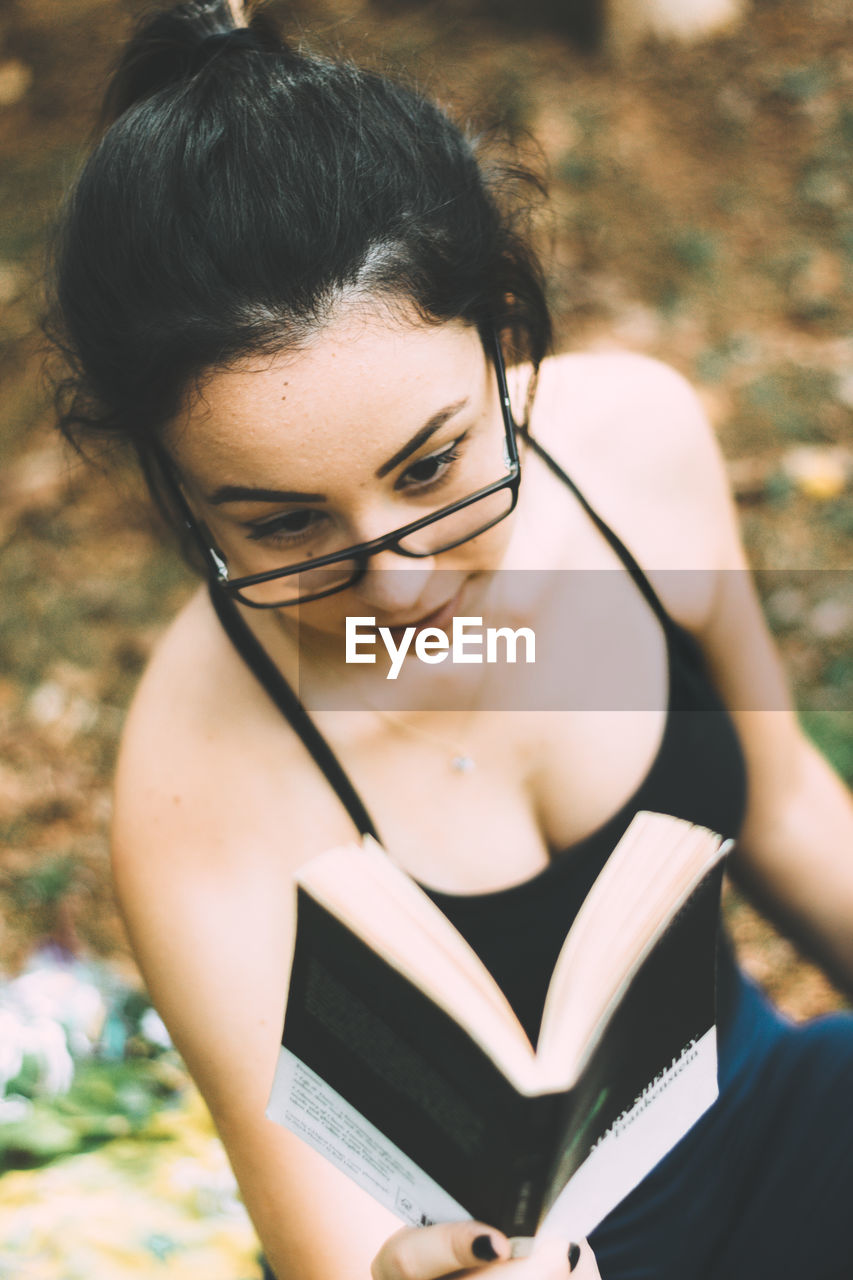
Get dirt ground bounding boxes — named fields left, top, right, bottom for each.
left=1, top=0, right=851, bottom=1019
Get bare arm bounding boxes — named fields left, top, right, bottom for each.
left=696, top=510, right=853, bottom=994
left=617, top=357, right=853, bottom=993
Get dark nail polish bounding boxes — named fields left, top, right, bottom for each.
left=568, top=1242, right=581, bottom=1271
left=472, top=1234, right=499, bottom=1261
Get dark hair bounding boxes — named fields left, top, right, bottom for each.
left=48, top=1, right=552, bottom=477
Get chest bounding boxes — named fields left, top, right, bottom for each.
left=279, top=550, right=678, bottom=895
left=317, top=700, right=671, bottom=893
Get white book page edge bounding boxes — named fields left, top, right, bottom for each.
left=538, top=1026, right=718, bottom=1241
left=540, top=816, right=713, bottom=1052
left=296, top=842, right=540, bottom=1089
left=539, top=836, right=732, bottom=1084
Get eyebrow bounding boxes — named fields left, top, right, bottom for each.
left=373, top=399, right=469, bottom=479
left=206, top=398, right=470, bottom=504
left=208, top=485, right=327, bottom=505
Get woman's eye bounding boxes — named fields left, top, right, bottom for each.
left=246, top=509, right=326, bottom=543
left=399, top=438, right=465, bottom=491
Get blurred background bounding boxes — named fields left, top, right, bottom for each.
left=0, top=0, right=851, bottom=1275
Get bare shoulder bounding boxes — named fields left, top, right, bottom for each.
left=113, top=586, right=332, bottom=873
left=532, top=348, right=727, bottom=518
left=109, top=585, right=338, bottom=1118
left=110, top=585, right=295, bottom=1081
left=525, top=349, right=744, bottom=626
left=111, top=577, right=368, bottom=997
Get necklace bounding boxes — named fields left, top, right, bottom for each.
left=368, top=706, right=478, bottom=775
left=266, top=603, right=488, bottom=776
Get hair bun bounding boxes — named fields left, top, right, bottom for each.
left=100, top=1, right=286, bottom=128
left=192, top=26, right=265, bottom=56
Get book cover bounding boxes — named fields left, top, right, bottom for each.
left=267, top=819, right=728, bottom=1238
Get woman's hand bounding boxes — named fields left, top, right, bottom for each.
left=371, top=1221, right=600, bottom=1279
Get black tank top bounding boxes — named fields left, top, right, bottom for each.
left=209, top=432, right=749, bottom=1046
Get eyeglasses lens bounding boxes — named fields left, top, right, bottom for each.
left=236, top=485, right=515, bottom=607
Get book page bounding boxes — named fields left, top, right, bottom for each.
left=537, top=812, right=730, bottom=1078
left=295, top=843, right=543, bottom=1091
left=358, top=836, right=526, bottom=1016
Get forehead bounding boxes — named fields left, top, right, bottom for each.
left=167, top=308, right=487, bottom=489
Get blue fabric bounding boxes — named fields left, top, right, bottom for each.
left=589, top=965, right=853, bottom=1279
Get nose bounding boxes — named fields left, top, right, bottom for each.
left=343, top=493, right=439, bottom=614
left=356, top=546, right=438, bottom=614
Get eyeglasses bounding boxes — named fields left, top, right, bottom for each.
left=156, top=329, right=521, bottom=608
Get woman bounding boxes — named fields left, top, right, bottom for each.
left=48, top=2, right=853, bottom=1278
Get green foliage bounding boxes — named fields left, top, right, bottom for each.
left=668, top=229, right=718, bottom=275
left=0, top=526, right=191, bottom=695
left=0, top=144, right=84, bottom=261
left=837, top=106, right=853, bottom=148
left=487, top=62, right=535, bottom=132
left=774, top=65, right=831, bottom=104
left=799, top=710, right=853, bottom=783
left=0, top=1109, right=82, bottom=1163
left=796, top=163, right=847, bottom=214
left=558, top=152, right=598, bottom=187
left=763, top=469, right=795, bottom=506
left=820, top=503, right=853, bottom=538
left=0, top=1058, right=184, bottom=1171
left=693, top=334, right=753, bottom=384
left=736, top=366, right=836, bottom=443
left=557, top=107, right=607, bottom=189
left=9, top=853, right=77, bottom=908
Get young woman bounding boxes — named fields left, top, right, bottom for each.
left=49, top=3, right=853, bottom=1277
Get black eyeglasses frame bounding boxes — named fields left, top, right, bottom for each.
left=153, top=328, right=522, bottom=609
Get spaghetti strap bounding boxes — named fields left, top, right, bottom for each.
left=520, top=429, right=678, bottom=636
left=208, top=583, right=382, bottom=845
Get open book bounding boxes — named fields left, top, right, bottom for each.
left=266, top=811, right=732, bottom=1240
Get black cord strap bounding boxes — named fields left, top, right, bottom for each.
left=208, top=582, right=383, bottom=844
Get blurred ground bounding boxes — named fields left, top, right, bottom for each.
left=1, top=0, right=852, bottom=1074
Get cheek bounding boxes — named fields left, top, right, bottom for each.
left=285, top=593, right=360, bottom=637
left=455, top=513, right=515, bottom=563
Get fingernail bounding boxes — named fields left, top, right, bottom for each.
left=568, top=1242, right=581, bottom=1271
left=472, top=1234, right=499, bottom=1261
